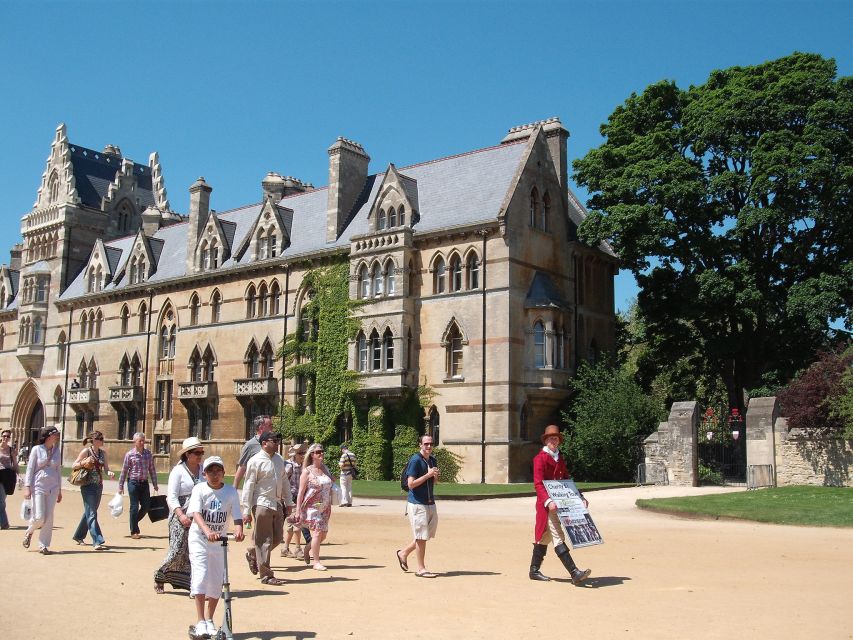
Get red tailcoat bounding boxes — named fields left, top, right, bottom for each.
left=533, top=448, right=569, bottom=542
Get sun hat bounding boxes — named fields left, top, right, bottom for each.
left=540, top=424, right=564, bottom=444
left=203, top=455, right=225, bottom=472
left=178, top=436, right=204, bottom=457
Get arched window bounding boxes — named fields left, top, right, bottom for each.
left=200, top=242, right=210, bottom=270
left=138, top=301, right=148, bottom=333
left=534, top=321, right=546, bottom=368
left=257, top=230, right=269, bottom=260
left=377, top=209, right=386, bottom=231
left=79, top=312, right=87, bottom=340
left=160, top=326, right=170, bottom=359
left=169, top=326, right=177, bottom=359
left=530, top=187, right=540, bottom=228
left=269, top=233, right=277, bottom=258
left=77, top=359, right=89, bottom=388
left=399, top=205, right=406, bottom=226
left=88, top=269, right=97, bottom=293
left=247, top=342, right=261, bottom=378
left=87, top=311, right=95, bottom=340
left=259, top=283, right=269, bottom=317
left=359, top=264, right=370, bottom=299
left=119, top=355, right=131, bottom=386
left=95, top=309, right=103, bottom=338
left=203, top=346, right=215, bottom=382
left=261, top=341, right=275, bottom=378
left=371, top=263, right=383, bottom=297
left=129, top=257, right=138, bottom=284
left=383, top=328, right=394, bottom=370
left=56, top=331, right=67, bottom=369
left=87, top=359, right=98, bottom=389
left=131, top=354, right=142, bottom=386
left=120, top=305, right=129, bottom=335
left=433, top=256, right=446, bottom=294
left=269, top=281, right=281, bottom=315
left=429, top=406, right=440, bottom=445
left=449, top=254, right=462, bottom=292
left=189, top=348, right=203, bottom=382
left=466, top=253, right=480, bottom=290
left=53, top=387, right=63, bottom=423
left=555, top=325, right=566, bottom=369
left=0, top=326, right=6, bottom=351
left=95, top=266, right=103, bottom=292
left=388, top=206, right=397, bottom=228
left=357, top=331, right=368, bottom=372
left=48, top=172, right=60, bottom=203
left=384, top=259, right=396, bottom=295
left=542, top=192, right=551, bottom=232
left=246, top=285, right=257, bottom=318
left=211, top=291, right=222, bottom=323
left=446, top=324, right=463, bottom=379
left=370, top=329, right=381, bottom=371
left=32, top=317, right=43, bottom=344
left=189, top=293, right=200, bottom=326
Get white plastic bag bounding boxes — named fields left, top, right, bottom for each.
left=20, top=498, right=32, bottom=522
left=331, top=483, right=342, bottom=507
left=108, top=493, right=124, bottom=518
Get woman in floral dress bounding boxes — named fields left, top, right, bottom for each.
left=295, top=443, right=334, bottom=571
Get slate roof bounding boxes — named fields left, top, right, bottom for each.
left=60, top=140, right=530, bottom=301
left=525, top=271, right=570, bottom=309
left=69, top=144, right=156, bottom=210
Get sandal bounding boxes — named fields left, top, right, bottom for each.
left=245, top=550, right=259, bottom=575
left=22, top=533, right=31, bottom=549
left=396, top=549, right=408, bottom=572
left=415, top=570, right=438, bottom=578
left=154, top=583, right=165, bottom=594
left=39, top=547, right=52, bottom=555
left=260, top=576, right=286, bottom=586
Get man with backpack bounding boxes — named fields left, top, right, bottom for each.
left=395, top=435, right=440, bottom=578
left=337, top=443, right=357, bottom=507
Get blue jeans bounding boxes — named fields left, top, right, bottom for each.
left=128, top=479, right=151, bottom=535
left=0, top=482, right=9, bottom=529
left=73, top=482, right=105, bottom=546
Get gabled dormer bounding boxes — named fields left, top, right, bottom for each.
left=368, top=163, right=419, bottom=233
left=194, top=212, right=234, bottom=272
left=82, top=239, right=115, bottom=294
left=115, top=230, right=158, bottom=286
left=33, top=123, right=81, bottom=209
left=0, top=265, right=18, bottom=310
left=234, top=199, right=293, bottom=263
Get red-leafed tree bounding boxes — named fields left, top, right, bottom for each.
left=777, top=349, right=853, bottom=433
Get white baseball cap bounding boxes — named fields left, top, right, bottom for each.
left=203, top=455, right=225, bottom=472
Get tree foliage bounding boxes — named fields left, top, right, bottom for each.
left=778, top=348, right=853, bottom=434
left=561, top=360, right=664, bottom=481
left=573, top=53, right=853, bottom=409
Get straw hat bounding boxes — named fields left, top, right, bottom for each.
left=178, top=436, right=204, bottom=457
left=540, top=424, right=564, bottom=444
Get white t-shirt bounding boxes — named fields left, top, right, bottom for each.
left=186, top=482, right=242, bottom=545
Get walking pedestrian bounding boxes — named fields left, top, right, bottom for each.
left=295, top=443, right=334, bottom=571
left=117, top=432, right=159, bottom=539
left=22, top=426, right=63, bottom=554
left=0, top=429, right=20, bottom=530
left=337, top=443, right=358, bottom=507
left=396, top=434, right=440, bottom=578
left=71, top=431, right=114, bottom=549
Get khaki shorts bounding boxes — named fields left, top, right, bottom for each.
left=407, top=503, right=438, bottom=540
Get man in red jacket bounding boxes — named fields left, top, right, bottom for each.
left=529, top=424, right=591, bottom=584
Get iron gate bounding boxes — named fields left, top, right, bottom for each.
left=697, top=407, right=746, bottom=486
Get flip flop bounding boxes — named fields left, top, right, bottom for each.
left=415, top=571, right=438, bottom=578
left=260, top=576, right=286, bottom=585
left=396, top=549, right=408, bottom=572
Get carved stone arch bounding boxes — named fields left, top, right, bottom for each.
left=293, top=283, right=315, bottom=317
left=209, top=288, right=223, bottom=305
left=440, top=316, right=469, bottom=346
left=427, top=251, right=446, bottom=272
left=88, top=356, right=99, bottom=376
left=382, top=255, right=399, bottom=271
left=47, top=169, right=60, bottom=204
left=462, top=245, right=480, bottom=263
left=10, top=379, right=44, bottom=448
left=243, top=337, right=261, bottom=362
left=157, top=298, right=179, bottom=329
left=202, top=342, right=219, bottom=366
left=244, top=281, right=257, bottom=298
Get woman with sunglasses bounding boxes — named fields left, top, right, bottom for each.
left=71, top=430, right=114, bottom=549
left=154, top=437, right=204, bottom=594
left=23, top=425, right=63, bottom=554
left=0, top=429, right=20, bottom=530
left=294, top=443, right=335, bottom=570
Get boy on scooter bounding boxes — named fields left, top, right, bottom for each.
left=187, top=456, right=245, bottom=638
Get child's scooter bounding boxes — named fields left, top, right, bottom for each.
left=189, top=534, right=235, bottom=640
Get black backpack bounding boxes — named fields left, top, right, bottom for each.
left=400, top=461, right=410, bottom=493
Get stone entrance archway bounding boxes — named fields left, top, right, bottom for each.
left=10, top=380, right=44, bottom=450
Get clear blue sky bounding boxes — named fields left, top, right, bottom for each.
left=2, top=0, right=850, bottom=313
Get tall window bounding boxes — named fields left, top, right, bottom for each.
left=371, top=263, right=383, bottom=297
left=446, top=324, right=463, bottom=379
left=429, top=407, right=440, bottom=445
left=529, top=187, right=540, bottom=228
left=36, top=277, right=48, bottom=302
left=370, top=329, right=381, bottom=371
left=466, top=253, right=480, bottom=289
left=138, top=302, right=148, bottom=333
left=383, top=328, right=394, bottom=370
left=189, top=293, right=200, bottom=326
left=449, top=254, right=462, bottom=292
left=32, top=317, right=43, bottom=344
left=399, top=205, right=406, bottom=226
left=433, top=256, right=446, bottom=294
left=155, top=380, right=172, bottom=420
left=259, top=283, right=269, bottom=317
left=247, top=343, right=261, bottom=378
left=95, top=310, right=103, bottom=337
left=534, top=321, right=546, bottom=368
left=359, top=264, right=370, bottom=299
left=384, top=259, right=396, bottom=295
left=120, top=305, right=129, bottom=335
left=270, top=281, right=281, bottom=315
left=357, top=332, right=368, bottom=372
left=120, top=355, right=132, bottom=386
left=261, top=341, right=275, bottom=377
left=211, top=291, right=222, bottom=323
left=388, top=206, right=397, bottom=227
left=377, top=209, right=386, bottom=230
left=246, top=285, right=257, bottom=318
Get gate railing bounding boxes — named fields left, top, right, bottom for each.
left=747, top=464, right=775, bottom=490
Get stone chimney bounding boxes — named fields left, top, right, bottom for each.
left=186, top=177, right=212, bottom=270
left=502, top=117, right=570, bottom=188
left=262, top=172, right=286, bottom=202
left=326, top=137, right=369, bottom=243
left=9, top=243, right=23, bottom=271
left=141, top=206, right=162, bottom=237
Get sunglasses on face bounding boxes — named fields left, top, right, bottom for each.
left=189, top=450, right=205, bottom=456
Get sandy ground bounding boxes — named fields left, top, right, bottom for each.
left=2, top=482, right=852, bottom=640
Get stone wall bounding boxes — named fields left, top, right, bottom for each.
left=643, top=401, right=698, bottom=486
left=774, top=417, right=853, bottom=487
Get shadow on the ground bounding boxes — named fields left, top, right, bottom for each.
left=232, top=631, right=316, bottom=639
left=439, top=570, right=501, bottom=578
left=551, top=575, right=631, bottom=588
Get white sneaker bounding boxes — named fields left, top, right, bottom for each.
left=194, top=620, right=209, bottom=638
left=205, top=619, right=217, bottom=638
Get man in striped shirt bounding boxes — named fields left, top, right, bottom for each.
left=118, top=432, right=159, bottom=539
left=338, top=444, right=358, bottom=507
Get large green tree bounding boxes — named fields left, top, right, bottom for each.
left=573, top=53, right=853, bottom=409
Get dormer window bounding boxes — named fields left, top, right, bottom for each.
left=128, top=254, right=147, bottom=284
left=388, top=207, right=397, bottom=228
left=200, top=239, right=219, bottom=271
left=377, top=209, right=386, bottom=231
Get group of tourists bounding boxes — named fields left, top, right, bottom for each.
left=6, top=418, right=591, bottom=638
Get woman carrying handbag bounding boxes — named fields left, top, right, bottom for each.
left=71, top=430, right=114, bottom=550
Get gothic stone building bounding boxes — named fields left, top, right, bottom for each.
left=0, top=118, right=616, bottom=482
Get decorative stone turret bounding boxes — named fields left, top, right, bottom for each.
left=327, top=137, right=369, bottom=243
left=186, top=177, right=212, bottom=271
left=502, top=117, right=570, bottom=188
left=9, top=244, right=23, bottom=271
left=149, top=152, right=170, bottom=210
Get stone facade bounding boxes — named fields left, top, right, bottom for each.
left=0, top=119, right=617, bottom=482
left=774, top=418, right=853, bottom=487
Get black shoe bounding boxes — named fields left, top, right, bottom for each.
left=529, top=568, right=550, bottom=581
left=571, top=568, right=591, bottom=585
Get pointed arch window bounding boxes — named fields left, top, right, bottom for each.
left=131, top=354, right=142, bottom=386
left=246, top=285, right=257, bottom=318
left=388, top=206, right=397, bottom=228
left=429, top=406, right=440, bottom=445
left=189, top=293, right=200, bottom=326
left=258, top=230, right=269, bottom=260
left=383, top=328, right=394, bottom=370
left=356, top=331, right=368, bottom=372
left=399, top=205, right=406, bottom=226
left=120, top=355, right=132, bottom=386
left=87, top=311, right=95, bottom=340
left=371, top=263, right=383, bottom=297
left=190, top=348, right=203, bottom=382
left=467, top=253, right=480, bottom=290
left=160, top=326, right=170, bottom=359
left=261, top=341, right=275, bottom=378
left=446, top=324, right=464, bottom=379
left=0, top=285, right=6, bottom=309
left=247, top=342, right=261, bottom=378
left=33, top=317, right=43, bottom=344
left=95, top=309, right=103, bottom=338
left=120, top=305, right=130, bottom=335
left=370, top=329, right=381, bottom=371
left=87, top=359, right=98, bottom=389
left=534, top=321, right=546, bottom=368
left=449, top=254, right=462, bottom=292
left=359, top=264, right=370, bottom=299
left=79, top=312, right=87, bottom=340
left=259, top=283, right=269, bottom=317
left=203, top=346, right=215, bottom=382
left=48, top=172, right=60, bottom=204
left=211, top=291, right=222, bottom=323
left=433, top=256, right=446, bottom=294
left=377, top=209, right=386, bottom=231
left=384, top=259, right=396, bottom=295
left=529, top=187, right=540, bottom=228
left=270, top=281, right=281, bottom=315
left=77, top=360, right=89, bottom=388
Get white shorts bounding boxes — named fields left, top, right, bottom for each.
left=407, top=503, right=438, bottom=540
left=189, top=538, right=224, bottom=598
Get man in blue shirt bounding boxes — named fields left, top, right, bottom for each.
left=395, top=435, right=440, bottom=578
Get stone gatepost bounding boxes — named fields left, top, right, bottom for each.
left=746, top=396, right=779, bottom=486
left=668, top=401, right=699, bottom=487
